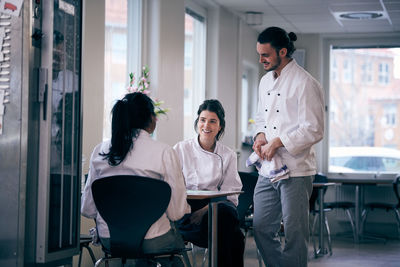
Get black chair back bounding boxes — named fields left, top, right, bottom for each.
left=237, top=172, right=258, bottom=224
left=91, top=175, right=171, bottom=258
left=394, top=175, right=400, bottom=209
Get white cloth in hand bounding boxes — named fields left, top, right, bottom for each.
left=246, top=152, right=289, bottom=183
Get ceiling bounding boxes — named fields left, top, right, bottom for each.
left=212, top=0, right=400, bottom=34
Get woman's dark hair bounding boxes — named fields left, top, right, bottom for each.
left=100, top=92, right=155, bottom=166
left=257, top=26, right=297, bottom=57
left=194, top=99, right=225, bottom=141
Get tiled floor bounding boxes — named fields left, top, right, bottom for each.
left=241, top=233, right=400, bottom=267
left=83, top=232, right=400, bottom=266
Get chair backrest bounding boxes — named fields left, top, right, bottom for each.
left=237, top=172, right=258, bottom=224
left=393, top=175, right=400, bottom=208
left=91, top=175, right=171, bottom=258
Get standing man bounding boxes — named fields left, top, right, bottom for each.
left=252, top=27, right=325, bottom=267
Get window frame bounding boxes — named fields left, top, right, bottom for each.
left=322, top=35, right=400, bottom=180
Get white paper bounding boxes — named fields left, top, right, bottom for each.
left=59, top=0, right=75, bottom=16
left=0, top=89, right=4, bottom=103
left=0, top=89, right=3, bottom=135
left=0, top=0, right=23, bottom=17
left=0, top=115, right=3, bottom=135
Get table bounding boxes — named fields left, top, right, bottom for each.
left=186, top=190, right=243, bottom=267
left=327, top=177, right=393, bottom=243
left=312, top=182, right=336, bottom=257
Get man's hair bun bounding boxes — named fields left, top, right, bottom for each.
left=288, top=32, right=297, bottom=42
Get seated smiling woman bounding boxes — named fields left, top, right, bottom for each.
left=173, top=99, right=245, bottom=267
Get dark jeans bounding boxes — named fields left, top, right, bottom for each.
left=178, top=200, right=245, bottom=267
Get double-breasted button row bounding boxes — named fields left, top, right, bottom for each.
left=264, top=126, right=277, bottom=130
left=267, top=92, right=281, bottom=96
left=265, top=109, right=279, bottom=112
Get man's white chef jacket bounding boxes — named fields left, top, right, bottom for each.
left=255, top=59, right=325, bottom=177
left=173, top=137, right=242, bottom=206
left=81, top=130, right=190, bottom=239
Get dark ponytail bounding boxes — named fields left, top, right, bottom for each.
left=100, top=92, right=155, bottom=166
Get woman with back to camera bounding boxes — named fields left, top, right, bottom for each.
left=173, top=99, right=244, bottom=267
left=81, top=92, right=190, bottom=263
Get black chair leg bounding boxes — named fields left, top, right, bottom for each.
left=345, top=209, right=356, bottom=242
left=324, top=216, right=332, bottom=255
left=79, top=242, right=96, bottom=267
left=394, top=209, right=400, bottom=239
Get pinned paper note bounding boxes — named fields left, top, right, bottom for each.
left=0, top=0, right=23, bottom=17
left=0, top=89, right=4, bottom=135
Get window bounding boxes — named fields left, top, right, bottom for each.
left=331, top=57, right=337, bottom=82
left=241, top=65, right=258, bottom=145
left=241, top=74, right=249, bottom=140
left=103, top=0, right=142, bottom=140
left=342, top=58, right=353, bottom=83
left=184, top=5, right=206, bottom=140
left=383, top=104, right=396, bottom=127
left=379, top=62, right=389, bottom=85
left=328, top=47, right=400, bottom=174
left=111, top=33, right=127, bottom=64
left=361, top=61, right=372, bottom=83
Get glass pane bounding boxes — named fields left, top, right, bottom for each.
left=329, top=47, right=400, bottom=173
left=241, top=66, right=258, bottom=145
left=184, top=9, right=206, bottom=140
left=104, top=0, right=142, bottom=140
left=49, top=0, right=81, bottom=252
left=104, top=0, right=127, bottom=140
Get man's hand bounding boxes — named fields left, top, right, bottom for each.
left=252, top=133, right=267, bottom=158
left=189, top=205, right=208, bottom=225
left=260, top=137, right=283, bottom=161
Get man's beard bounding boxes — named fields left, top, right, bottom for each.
left=265, top=56, right=281, bottom=73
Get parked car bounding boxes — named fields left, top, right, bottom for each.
left=329, top=146, right=400, bottom=173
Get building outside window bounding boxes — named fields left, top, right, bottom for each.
left=361, top=60, right=372, bottom=84
left=331, top=57, right=337, bottom=82
left=383, top=103, right=397, bottom=127
left=343, top=58, right=353, bottom=83
left=379, top=62, right=389, bottom=85
left=329, top=47, right=400, bottom=173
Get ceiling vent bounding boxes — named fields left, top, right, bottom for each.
left=245, top=11, right=263, bottom=26
left=333, top=11, right=387, bottom=21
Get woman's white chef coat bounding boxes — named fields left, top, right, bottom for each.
left=81, top=130, right=190, bottom=239
left=173, top=137, right=242, bottom=206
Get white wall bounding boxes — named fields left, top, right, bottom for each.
left=237, top=20, right=262, bottom=171
left=144, top=0, right=185, bottom=146
left=214, top=7, right=240, bottom=149
left=294, top=33, right=325, bottom=172
left=77, top=0, right=106, bottom=266
left=202, top=3, right=260, bottom=150
left=81, top=0, right=105, bottom=174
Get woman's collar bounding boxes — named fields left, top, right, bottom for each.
left=195, top=135, right=218, bottom=153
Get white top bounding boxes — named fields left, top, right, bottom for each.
left=173, top=137, right=242, bottom=206
left=255, top=59, right=325, bottom=177
left=81, top=130, right=190, bottom=239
